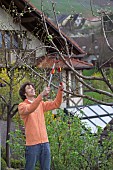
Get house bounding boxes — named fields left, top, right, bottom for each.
left=84, top=16, right=101, bottom=28
left=74, top=15, right=113, bottom=67
left=0, top=0, right=93, bottom=108
left=59, top=13, right=113, bottom=67
left=57, top=13, right=85, bottom=30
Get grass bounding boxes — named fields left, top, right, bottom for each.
left=30, top=0, right=113, bottom=19
left=29, top=0, right=98, bottom=17
left=83, top=68, right=113, bottom=105
left=83, top=91, right=113, bottom=105
left=29, top=0, right=113, bottom=20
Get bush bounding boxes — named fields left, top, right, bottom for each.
left=8, top=109, right=113, bottom=169
left=46, top=109, right=113, bottom=170
left=7, top=123, right=25, bottom=160
left=1, top=147, right=6, bottom=161
left=1, top=157, right=7, bottom=170
left=7, top=121, right=25, bottom=169
left=11, top=158, right=24, bottom=168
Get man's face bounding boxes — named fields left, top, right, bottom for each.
left=25, top=85, right=36, bottom=98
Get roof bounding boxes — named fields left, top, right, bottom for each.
left=86, top=17, right=101, bottom=22
left=57, top=14, right=69, bottom=24
left=0, top=0, right=85, bottom=56
left=74, top=34, right=113, bottom=66
left=37, top=55, right=93, bottom=70
left=65, top=104, right=113, bottom=133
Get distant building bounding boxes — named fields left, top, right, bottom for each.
left=57, top=13, right=85, bottom=29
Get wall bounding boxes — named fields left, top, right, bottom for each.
left=60, top=70, right=83, bottom=108
left=68, top=70, right=83, bottom=106
left=0, top=7, right=46, bottom=59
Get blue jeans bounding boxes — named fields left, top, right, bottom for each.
left=25, top=142, right=51, bottom=170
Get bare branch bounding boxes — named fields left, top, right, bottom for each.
left=0, top=94, right=8, bottom=105
left=100, top=68, right=113, bottom=91
left=101, top=14, right=113, bottom=51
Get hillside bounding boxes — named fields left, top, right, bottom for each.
left=30, top=0, right=96, bottom=17
left=93, top=0, right=113, bottom=7
left=30, top=0, right=113, bottom=17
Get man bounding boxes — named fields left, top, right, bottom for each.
left=18, top=82, right=63, bottom=170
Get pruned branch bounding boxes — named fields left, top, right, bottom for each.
left=0, top=94, right=8, bottom=105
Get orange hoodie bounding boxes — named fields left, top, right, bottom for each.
left=18, top=88, right=63, bottom=146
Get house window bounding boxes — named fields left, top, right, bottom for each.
left=4, top=31, right=11, bottom=49
left=82, top=46, right=86, bottom=51
left=0, top=30, right=26, bottom=49
left=12, top=32, right=19, bottom=48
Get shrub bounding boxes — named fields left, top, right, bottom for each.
left=7, top=120, right=25, bottom=169
left=8, top=109, right=113, bottom=169
left=1, top=157, right=7, bottom=170
left=7, top=123, right=25, bottom=160
left=46, top=109, right=113, bottom=170
left=10, top=158, right=24, bottom=168
left=1, top=147, right=6, bottom=161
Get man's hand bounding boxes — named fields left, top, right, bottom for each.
left=41, top=86, right=50, bottom=97
left=59, top=82, right=64, bottom=91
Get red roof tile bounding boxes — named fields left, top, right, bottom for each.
left=37, top=56, right=93, bottom=70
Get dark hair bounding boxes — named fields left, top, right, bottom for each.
left=19, top=82, right=35, bottom=101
